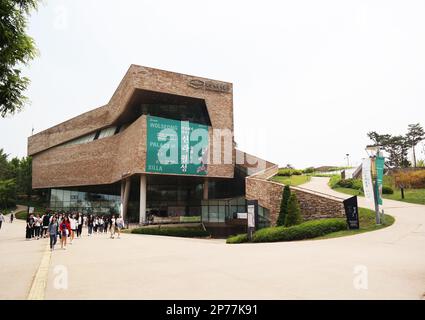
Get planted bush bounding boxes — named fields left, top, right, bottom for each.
left=277, top=168, right=303, bottom=176
left=277, top=185, right=291, bottom=226
left=382, top=186, right=394, bottom=194
left=336, top=178, right=362, bottom=190
left=303, top=167, right=315, bottom=174
left=131, top=226, right=210, bottom=238
left=226, top=233, right=248, bottom=244
left=329, top=175, right=342, bottom=188
left=252, top=219, right=347, bottom=243
left=284, top=193, right=302, bottom=227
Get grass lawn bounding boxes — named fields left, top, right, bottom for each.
left=333, top=187, right=425, bottom=205
left=316, top=208, right=395, bottom=240
left=271, top=175, right=311, bottom=186
left=15, top=210, right=28, bottom=220
left=382, top=189, right=425, bottom=205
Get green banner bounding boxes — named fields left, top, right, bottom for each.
left=375, top=156, right=385, bottom=205
left=146, top=115, right=208, bottom=175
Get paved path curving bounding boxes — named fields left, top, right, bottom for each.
left=1, top=183, right=425, bottom=299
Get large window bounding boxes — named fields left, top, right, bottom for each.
left=49, top=188, right=120, bottom=215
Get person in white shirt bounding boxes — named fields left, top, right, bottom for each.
left=77, top=213, right=83, bottom=237
left=69, top=214, right=77, bottom=244
left=0, top=213, right=5, bottom=230
left=34, top=214, right=42, bottom=239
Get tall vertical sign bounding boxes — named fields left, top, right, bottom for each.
left=362, top=158, right=374, bottom=202
left=375, top=156, right=385, bottom=205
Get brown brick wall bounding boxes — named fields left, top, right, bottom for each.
left=29, top=65, right=236, bottom=188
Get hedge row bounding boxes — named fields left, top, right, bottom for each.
left=277, top=168, right=303, bottom=176
left=226, top=218, right=347, bottom=244
left=331, top=176, right=394, bottom=194
left=131, top=226, right=210, bottom=238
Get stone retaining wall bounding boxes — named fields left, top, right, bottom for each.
left=246, top=174, right=345, bottom=226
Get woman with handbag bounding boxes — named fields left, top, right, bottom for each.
left=59, top=216, right=71, bottom=250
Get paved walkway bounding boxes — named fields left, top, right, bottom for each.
left=1, top=181, right=425, bottom=299
left=0, top=205, right=48, bottom=299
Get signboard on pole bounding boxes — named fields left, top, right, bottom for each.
left=362, top=158, right=374, bottom=202
left=28, top=207, right=34, bottom=214
left=375, top=156, right=385, bottom=205
left=247, top=205, right=255, bottom=228
left=343, top=196, right=359, bottom=229
left=146, top=116, right=208, bottom=176
left=246, top=200, right=258, bottom=241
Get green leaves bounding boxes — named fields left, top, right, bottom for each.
left=276, top=185, right=291, bottom=226
left=0, top=0, right=39, bottom=117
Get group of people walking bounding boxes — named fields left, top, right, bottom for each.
left=25, top=211, right=125, bottom=250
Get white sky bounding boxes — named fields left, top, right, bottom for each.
left=1, top=0, right=425, bottom=168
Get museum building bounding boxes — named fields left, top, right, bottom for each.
left=27, top=65, right=280, bottom=229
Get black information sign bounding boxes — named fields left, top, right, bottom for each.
left=343, top=196, right=359, bottom=229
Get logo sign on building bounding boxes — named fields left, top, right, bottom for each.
left=343, top=196, right=359, bottom=229
left=362, top=158, right=374, bottom=202
left=188, top=79, right=230, bottom=93
left=146, top=116, right=208, bottom=175
left=375, top=156, right=385, bottom=205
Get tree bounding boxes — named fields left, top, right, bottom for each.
left=276, top=185, right=291, bottom=226
left=16, top=156, right=32, bottom=197
left=0, top=178, right=16, bottom=209
left=385, top=135, right=411, bottom=168
left=0, top=0, right=39, bottom=117
left=367, top=131, right=391, bottom=147
left=284, top=193, right=302, bottom=227
left=0, top=149, right=13, bottom=179
left=367, top=132, right=410, bottom=168
left=406, top=123, right=425, bottom=168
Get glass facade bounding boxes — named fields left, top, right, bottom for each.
left=48, top=171, right=270, bottom=228
left=49, top=189, right=120, bottom=215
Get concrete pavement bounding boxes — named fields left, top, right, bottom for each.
left=0, top=206, right=48, bottom=300
left=1, top=179, right=425, bottom=299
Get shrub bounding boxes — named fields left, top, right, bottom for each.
left=284, top=193, right=302, bottom=227
left=291, top=169, right=303, bottom=176
left=252, top=218, right=347, bottom=243
left=303, top=167, right=315, bottom=174
left=277, top=168, right=303, bottom=176
left=276, top=185, right=291, bottom=226
left=131, top=226, right=210, bottom=238
left=336, top=178, right=363, bottom=190
left=277, top=168, right=293, bottom=176
left=382, top=186, right=394, bottom=194
left=226, top=233, right=248, bottom=244
left=329, top=175, right=341, bottom=188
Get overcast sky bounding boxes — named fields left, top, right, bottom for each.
left=1, top=0, right=425, bottom=168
